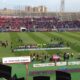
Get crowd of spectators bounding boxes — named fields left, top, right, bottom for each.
left=30, top=52, right=74, bottom=63
left=0, top=16, right=80, bottom=32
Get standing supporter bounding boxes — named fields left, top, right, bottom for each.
left=71, top=53, right=74, bottom=58
left=63, top=52, right=70, bottom=61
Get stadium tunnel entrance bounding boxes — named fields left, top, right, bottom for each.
left=33, top=76, right=50, bottom=80
left=20, top=27, right=27, bottom=32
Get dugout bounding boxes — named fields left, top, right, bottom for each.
left=56, top=70, right=71, bottom=80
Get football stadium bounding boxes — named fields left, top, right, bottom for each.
left=0, top=0, right=80, bottom=80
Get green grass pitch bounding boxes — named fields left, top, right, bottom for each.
left=0, top=32, right=80, bottom=80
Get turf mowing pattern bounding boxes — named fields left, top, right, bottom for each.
left=0, top=32, right=80, bottom=80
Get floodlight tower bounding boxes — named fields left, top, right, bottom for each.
left=60, top=0, right=65, bottom=12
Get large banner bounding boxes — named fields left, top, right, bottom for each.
left=13, top=47, right=70, bottom=51
left=2, top=56, right=31, bottom=64
left=33, top=61, right=80, bottom=67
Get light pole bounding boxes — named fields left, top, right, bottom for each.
left=60, top=0, right=65, bottom=12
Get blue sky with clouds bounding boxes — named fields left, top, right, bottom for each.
left=0, top=0, right=80, bottom=12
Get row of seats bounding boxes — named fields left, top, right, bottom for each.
left=0, top=17, right=80, bottom=31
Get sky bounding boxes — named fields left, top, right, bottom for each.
left=0, top=0, right=80, bottom=12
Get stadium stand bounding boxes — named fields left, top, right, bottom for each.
left=0, top=12, right=80, bottom=32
